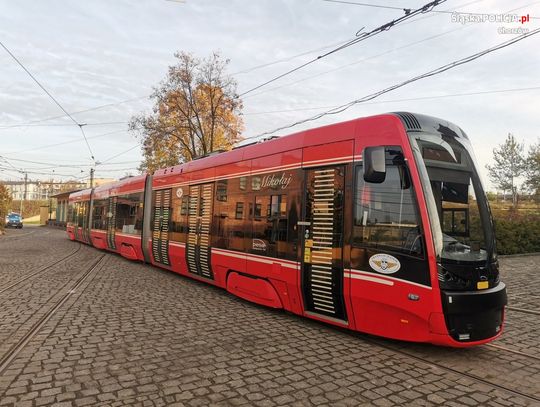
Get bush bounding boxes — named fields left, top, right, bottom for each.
left=11, top=200, right=49, bottom=219
left=494, top=212, right=540, bottom=255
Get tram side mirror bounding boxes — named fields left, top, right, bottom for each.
left=364, top=146, right=386, bottom=183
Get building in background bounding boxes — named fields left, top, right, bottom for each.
left=3, top=178, right=115, bottom=200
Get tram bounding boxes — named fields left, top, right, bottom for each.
left=67, top=112, right=507, bottom=347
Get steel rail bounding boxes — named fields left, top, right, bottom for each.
left=362, top=337, right=540, bottom=404
left=0, top=242, right=82, bottom=294
left=485, top=343, right=540, bottom=362
left=0, top=254, right=107, bottom=376
left=506, top=306, right=540, bottom=316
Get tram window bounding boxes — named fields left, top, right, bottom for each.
left=254, top=197, right=263, bottom=220
left=212, top=178, right=246, bottom=251
left=77, top=202, right=86, bottom=227
left=67, top=204, right=73, bottom=224
left=252, top=176, right=261, bottom=191
left=180, top=196, right=189, bottom=215
left=216, top=180, right=227, bottom=202
left=115, top=192, right=144, bottom=235
left=239, top=176, right=247, bottom=191
left=68, top=203, right=77, bottom=224
left=270, top=195, right=287, bottom=217
left=235, top=202, right=244, bottom=219
left=92, top=199, right=108, bottom=230
left=171, top=187, right=188, bottom=242
left=353, top=158, right=424, bottom=256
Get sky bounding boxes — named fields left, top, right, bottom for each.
left=0, top=0, right=539, bottom=190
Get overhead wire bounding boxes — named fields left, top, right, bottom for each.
left=244, top=28, right=540, bottom=141
left=243, top=0, right=538, bottom=100
left=5, top=129, right=129, bottom=155
left=98, top=145, right=141, bottom=165
left=0, top=121, right=128, bottom=129
left=238, top=0, right=446, bottom=96
left=323, top=0, right=539, bottom=18
left=242, top=86, right=540, bottom=115
left=0, top=40, right=96, bottom=161
left=322, top=0, right=411, bottom=12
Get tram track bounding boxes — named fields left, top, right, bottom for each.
left=0, top=253, right=107, bottom=376
left=362, top=337, right=540, bottom=405
left=0, top=242, right=82, bottom=294
left=485, top=342, right=540, bottom=362
left=506, top=306, right=540, bottom=316
left=0, top=230, right=37, bottom=239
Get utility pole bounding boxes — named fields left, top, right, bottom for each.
left=48, top=178, right=53, bottom=222
left=19, top=172, right=27, bottom=218
left=23, top=172, right=28, bottom=201
left=90, top=168, right=95, bottom=188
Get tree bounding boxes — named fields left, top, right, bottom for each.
left=486, top=133, right=525, bottom=207
left=0, top=183, right=12, bottom=233
left=524, top=141, right=540, bottom=200
left=130, top=52, right=243, bottom=173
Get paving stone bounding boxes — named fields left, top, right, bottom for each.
left=0, top=228, right=538, bottom=407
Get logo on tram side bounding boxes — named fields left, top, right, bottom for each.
left=369, top=254, right=401, bottom=274
left=261, top=173, right=293, bottom=190
left=252, top=239, right=267, bottom=251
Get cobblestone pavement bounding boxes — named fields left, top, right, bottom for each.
left=499, top=255, right=540, bottom=312
left=0, top=227, right=76, bottom=289
left=0, top=228, right=539, bottom=406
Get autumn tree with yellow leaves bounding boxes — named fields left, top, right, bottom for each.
left=130, top=52, right=243, bottom=172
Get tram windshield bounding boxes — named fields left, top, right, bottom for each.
left=409, top=132, right=495, bottom=264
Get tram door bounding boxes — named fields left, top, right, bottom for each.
left=186, top=183, right=214, bottom=280
left=301, top=166, right=347, bottom=322
left=106, top=196, right=117, bottom=250
left=152, top=189, right=171, bottom=266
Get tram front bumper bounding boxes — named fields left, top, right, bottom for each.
left=441, top=282, right=507, bottom=343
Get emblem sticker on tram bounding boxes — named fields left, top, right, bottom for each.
left=369, top=254, right=401, bottom=274
left=252, top=239, right=267, bottom=251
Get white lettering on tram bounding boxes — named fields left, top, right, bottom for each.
left=261, top=173, right=293, bottom=190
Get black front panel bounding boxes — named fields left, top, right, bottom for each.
left=301, top=166, right=347, bottom=321
left=152, top=189, right=171, bottom=266
left=441, top=282, right=507, bottom=342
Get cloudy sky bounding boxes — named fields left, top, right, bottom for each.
left=0, top=0, right=538, bottom=189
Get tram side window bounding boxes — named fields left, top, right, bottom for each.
left=67, top=203, right=74, bottom=224
left=353, top=157, right=424, bottom=256
left=171, top=188, right=189, bottom=243
left=115, top=192, right=144, bottom=235
left=212, top=176, right=247, bottom=252
left=92, top=199, right=108, bottom=230
left=251, top=194, right=290, bottom=257
left=77, top=202, right=86, bottom=228
left=216, top=180, right=227, bottom=202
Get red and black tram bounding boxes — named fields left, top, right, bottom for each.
left=67, top=112, right=507, bottom=347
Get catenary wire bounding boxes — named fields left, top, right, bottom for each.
left=0, top=40, right=96, bottom=161
left=5, top=130, right=129, bottom=155
left=243, top=28, right=540, bottom=141
left=0, top=0, right=486, bottom=130
left=242, top=86, right=540, bottom=115
left=238, top=0, right=446, bottom=96
left=243, top=1, right=538, bottom=100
